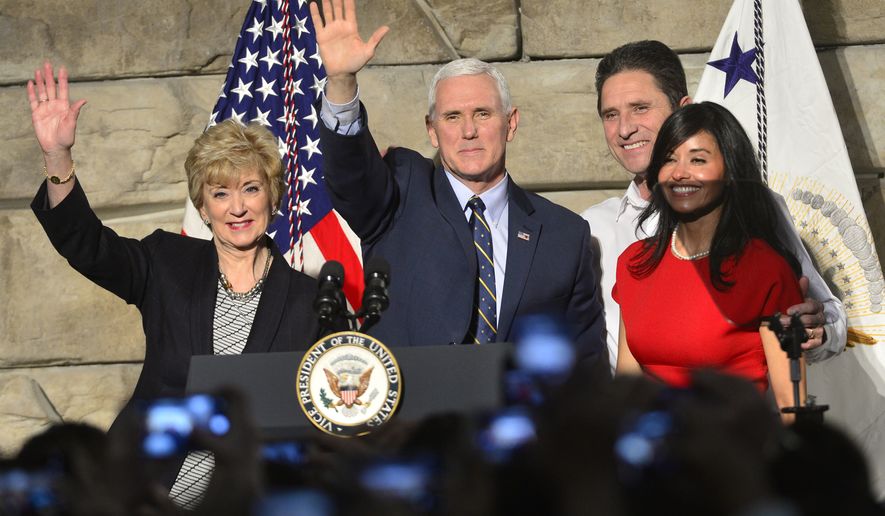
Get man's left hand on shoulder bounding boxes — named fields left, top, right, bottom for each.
left=781, top=276, right=827, bottom=350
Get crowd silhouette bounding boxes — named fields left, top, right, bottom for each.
left=2, top=332, right=883, bottom=516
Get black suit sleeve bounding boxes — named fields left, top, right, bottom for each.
left=31, top=179, right=152, bottom=308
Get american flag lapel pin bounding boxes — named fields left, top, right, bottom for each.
left=517, top=230, right=531, bottom=241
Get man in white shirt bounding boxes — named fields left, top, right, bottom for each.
left=582, top=40, right=846, bottom=372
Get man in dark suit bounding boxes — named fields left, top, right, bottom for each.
left=310, top=0, right=605, bottom=368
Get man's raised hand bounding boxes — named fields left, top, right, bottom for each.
left=310, top=0, right=388, bottom=102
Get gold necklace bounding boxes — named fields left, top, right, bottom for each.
left=219, top=248, right=273, bottom=300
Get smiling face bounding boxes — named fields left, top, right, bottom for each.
left=426, top=74, right=518, bottom=193
left=599, top=70, right=681, bottom=177
left=199, top=168, right=274, bottom=253
left=657, top=130, right=727, bottom=220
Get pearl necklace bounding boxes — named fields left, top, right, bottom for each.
left=219, top=248, right=273, bottom=301
left=670, top=224, right=710, bottom=260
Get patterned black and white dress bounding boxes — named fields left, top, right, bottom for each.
left=167, top=282, right=261, bottom=509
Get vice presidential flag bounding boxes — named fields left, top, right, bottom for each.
left=181, top=0, right=364, bottom=308
left=695, top=0, right=885, bottom=496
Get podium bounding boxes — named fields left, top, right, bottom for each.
left=186, top=343, right=511, bottom=440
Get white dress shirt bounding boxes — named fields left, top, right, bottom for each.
left=581, top=182, right=655, bottom=374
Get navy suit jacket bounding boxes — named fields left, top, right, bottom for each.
left=320, top=109, right=605, bottom=368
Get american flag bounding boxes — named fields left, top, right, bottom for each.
left=182, top=0, right=364, bottom=308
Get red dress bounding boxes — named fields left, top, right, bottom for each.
left=613, top=238, right=803, bottom=391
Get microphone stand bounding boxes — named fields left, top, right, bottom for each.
left=313, top=259, right=390, bottom=336
left=318, top=293, right=386, bottom=334
left=767, top=313, right=829, bottom=424
left=356, top=311, right=380, bottom=334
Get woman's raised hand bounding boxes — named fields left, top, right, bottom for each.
left=27, top=62, right=87, bottom=159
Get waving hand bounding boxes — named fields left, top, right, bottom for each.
left=309, top=0, right=389, bottom=102
left=27, top=61, right=87, bottom=205
left=27, top=62, right=86, bottom=159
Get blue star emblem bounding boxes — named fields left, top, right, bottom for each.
left=707, top=33, right=759, bottom=97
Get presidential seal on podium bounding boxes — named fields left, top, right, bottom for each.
left=297, top=331, right=402, bottom=437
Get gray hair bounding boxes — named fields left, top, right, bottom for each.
left=427, top=58, right=512, bottom=119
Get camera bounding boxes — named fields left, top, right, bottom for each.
left=505, top=314, right=576, bottom=406
left=141, top=394, right=230, bottom=458
left=476, top=407, right=537, bottom=463
left=359, top=457, right=437, bottom=510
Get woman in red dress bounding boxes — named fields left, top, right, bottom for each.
left=614, top=102, right=805, bottom=421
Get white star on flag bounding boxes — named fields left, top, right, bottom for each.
left=299, top=166, right=317, bottom=189
left=302, top=134, right=321, bottom=160
left=231, top=78, right=254, bottom=103
left=267, top=17, right=285, bottom=40
left=290, top=78, right=304, bottom=97
left=296, top=198, right=312, bottom=216
left=294, top=16, right=310, bottom=39
left=238, top=48, right=259, bottom=73
left=292, top=47, right=308, bottom=71
left=246, top=18, right=264, bottom=42
left=310, top=74, right=326, bottom=97
left=230, top=109, right=246, bottom=125
left=253, top=107, right=272, bottom=127
left=256, top=77, right=278, bottom=101
left=310, top=48, right=323, bottom=67
left=261, top=47, right=282, bottom=71
left=303, top=105, right=319, bottom=129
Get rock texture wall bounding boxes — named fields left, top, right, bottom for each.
left=1, top=0, right=883, bottom=469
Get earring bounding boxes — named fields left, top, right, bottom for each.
left=203, top=218, right=211, bottom=226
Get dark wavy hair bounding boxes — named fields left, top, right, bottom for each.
left=630, top=102, right=800, bottom=289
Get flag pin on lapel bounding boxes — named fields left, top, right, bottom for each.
left=517, top=230, right=531, bottom=241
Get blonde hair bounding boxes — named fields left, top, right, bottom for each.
left=185, top=120, right=284, bottom=211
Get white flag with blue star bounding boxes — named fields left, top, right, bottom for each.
left=696, top=0, right=885, bottom=496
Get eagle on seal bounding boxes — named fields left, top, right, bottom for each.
left=323, top=367, right=374, bottom=408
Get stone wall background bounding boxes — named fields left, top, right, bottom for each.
left=1, top=0, right=883, bottom=485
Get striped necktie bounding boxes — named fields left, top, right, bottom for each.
left=467, top=196, right=497, bottom=344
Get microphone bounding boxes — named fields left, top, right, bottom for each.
left=361, top=256, right=391, bottom=319
left=314, top=260, right=345, bottom=327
